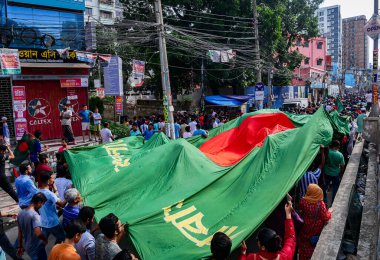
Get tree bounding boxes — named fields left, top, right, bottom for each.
left=99, top=0, right=323, bottom=94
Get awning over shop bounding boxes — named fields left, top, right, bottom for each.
left=205, top=95, right=253, bottom=107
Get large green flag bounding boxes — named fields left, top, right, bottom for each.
left=335, top=97, right=344, bottom=113
left=65, top=108, right=336, bottom=260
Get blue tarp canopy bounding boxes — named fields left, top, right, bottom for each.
left=205, top=95, right=253, bottom=107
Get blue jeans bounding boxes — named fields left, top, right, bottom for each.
left=324, top=175, right=340, bottom=204
left=29, top=244, right=47, bottom=260
left=42, top=224, right=65, bottom=244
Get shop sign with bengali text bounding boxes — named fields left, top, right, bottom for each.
left=115, top=96, right=123, bottom=115
left=60, top=78, right=89, bottom=88
left=12, top=86, right=26, bottom=101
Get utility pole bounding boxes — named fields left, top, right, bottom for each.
left=154, top=0, right=176, bottom=139
left=267, top=64, right=273, bottom=108
left=252, top=0, right=261, bottom=83
left=370, top=0, right=380, bottom=116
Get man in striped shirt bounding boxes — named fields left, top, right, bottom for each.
left=299, top=145, right=325, bottom=197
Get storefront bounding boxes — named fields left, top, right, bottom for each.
left=10, top=49, right=90, bottom=140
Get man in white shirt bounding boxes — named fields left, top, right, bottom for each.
left=60, top=104, right=75, bottom=144
left=365, top=91, right=373, bottom=111
left=100, top=122, right=114, bottom=144
left=188, top=118, right=197, bottom=134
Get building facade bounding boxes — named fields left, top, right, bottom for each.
left=291, top=37, right=327, bottom=87
left=85, top=0, right=123, bottom=25
left=0, top=0, right=90, bottom=140
left=316, top=5, right=342, bottom=82
left=342, top=15, right=368, bottom=70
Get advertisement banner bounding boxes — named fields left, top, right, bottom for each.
left=60, top=78, right=89, bottom=88
left=96, top=88, right=105, bottom=99
left=104, top=56, right=123, bottom=96
left=12, top=86, right=27, bottom=139
left=0, top=49, right=21, bottom=75
left=115, top=96, right=123, bottom=115
left=13, top=101, right=27, bottom=119
left=12, top=86, right=26, bottom=101
left=255, top=82, right=265, bottom=101
left=374, top=84, right=379, bottom=105
left=14, top=119, right=28, bottom=141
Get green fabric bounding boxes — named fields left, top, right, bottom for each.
left=335, top=98, right=344, bottom=113
left=64, top=108, right=334, bottom=260
left=324, top=149, right=345, bottom=177
left=356, top=114, right=367, bottom=133
left=328, top=110, right=350, bottom=136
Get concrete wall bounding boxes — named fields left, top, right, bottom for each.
left=357, top=143, right=378, bottom=259
left=312, top=141, right=364, bottom=259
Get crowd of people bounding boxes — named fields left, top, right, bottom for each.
left=0, top=91, right=373, bottom=260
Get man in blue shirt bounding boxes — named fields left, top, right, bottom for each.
left=130, top=123, right=142, bottom=137
left=38, top=172, right=66, bottom=244
left=193, top=124, right=208, bottom=138
left=78, top=105, right=93, bottom=143
left=143, top=124, right=155, bottom=141
left=174, top=119, right=181, bottom=139
left=15, top=163, right=38, bottom=208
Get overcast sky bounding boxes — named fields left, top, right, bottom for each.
left=320, top=0, right=374, bottom=63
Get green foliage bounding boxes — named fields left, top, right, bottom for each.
left=104, top=121, right=130, bottom=139
left=108, top=0, right=323, bottom=90
left=89, top=97, right=105, bottom=114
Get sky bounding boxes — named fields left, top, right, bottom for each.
left=320, top=0, right=374, bottom=64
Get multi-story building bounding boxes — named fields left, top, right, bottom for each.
left=85, top=0, right=123, bottom=25
left=291, top=37, right=327, bottom=87
left=342, top=15, right=368, bottom=70
left=316, top=5, right=342, bottom=81
left=0, top=0, right=90, bottom=140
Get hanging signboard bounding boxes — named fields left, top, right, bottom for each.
left=255, top=82, right=265, bottom=101
left=60, top=78, right=89, bottom=88
left=115, top=96, right=123, bottom=115
left=0, top=49, right=21, bottom=75
left=104, top=56, right=123, bottom=96
left=12, top=86, right=27, bottom=140
left=96, top=88, right=105, bottom=99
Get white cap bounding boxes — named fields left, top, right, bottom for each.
left=1, top=117, right=7, bottom=121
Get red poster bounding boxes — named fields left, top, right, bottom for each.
left=12, top=86, right=26, bottom=100
left=115, top=96, right=123, bottom=114
left=15, top=119, right=28, bottom=140
left=60, top=78, right=88, bottom=88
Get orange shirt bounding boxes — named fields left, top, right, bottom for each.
left=48, top=243, right=80, bottom=260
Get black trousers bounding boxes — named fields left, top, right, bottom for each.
left=0, top=169, right=18, bottom=203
